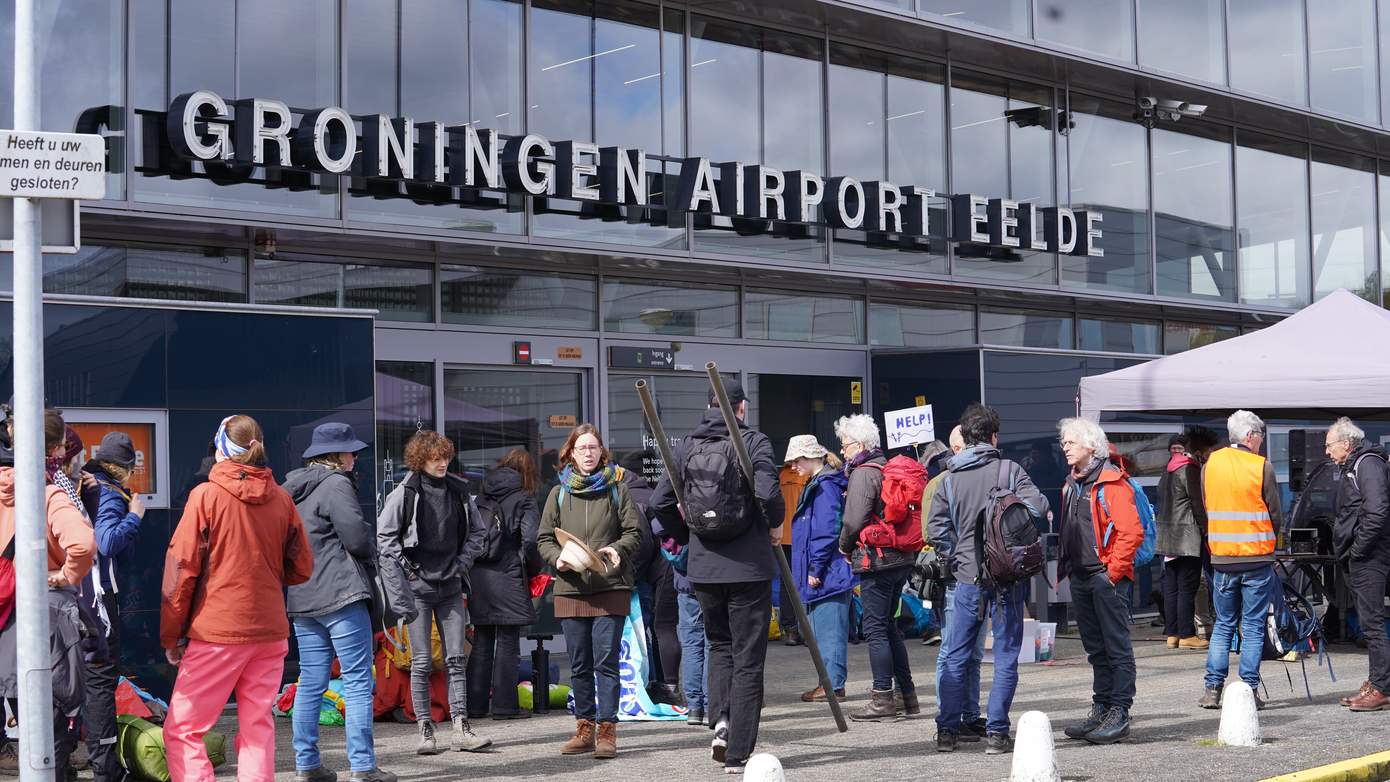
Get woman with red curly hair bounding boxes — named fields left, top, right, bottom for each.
left=376, top=430, right=491, bottom=755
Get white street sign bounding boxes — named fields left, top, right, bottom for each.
left=0, top=129, right=106, bottom=200
left=884, top=403, right=935, bottom=449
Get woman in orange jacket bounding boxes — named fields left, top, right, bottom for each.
left=160, top=415, right=313, bottom=782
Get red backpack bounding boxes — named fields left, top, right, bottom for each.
left=857, top=456, right=928, bottom=553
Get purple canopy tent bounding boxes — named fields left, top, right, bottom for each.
left=1079, top=289, right=1390, bottom=421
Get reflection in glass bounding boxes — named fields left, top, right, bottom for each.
left=254, top=258, right=433, bottom=321
left=1078, top=318, right=1160, bottom=354
left=920, top=0, right=1030, bottom=35
left=602, top=280, right=738, bottom=337
left=441, top=266, right=597, bottom=330
left=1311, top=154, right=1378, bottom=301
left=608, top=375, right=710, bottom=486
left=980, top=309, right=1074, bottom=349
left=1237, top=136, right=1310, bottom=307
left=1308, top=0, right=1378, bottom=122
left=1164, top=322, right=1238, bottom=354
left=1035, top=0, right=1135, bottom=62
left=689, top=19, right=759, bottom=163
left=1229, top=0, right=1306, bottom=105
left=744, top=290, right=865, bottom=344
left=869, top=303, right=975, bottom=348
left=1152, top=128, right=1235, bottom=301
left=1063, top=100, right=1150, bottom=294
left=376, top=361, right=435, bottom=486
left=254, top=259, right=340, bottom=309
left=1137, top=0, right=1225, bottom=83
left=38, top=245, right=247, bottom=302
left=1381, top=169, right=1390, bottom=306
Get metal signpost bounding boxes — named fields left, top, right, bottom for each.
left=5, top=1, right=106, bottom=777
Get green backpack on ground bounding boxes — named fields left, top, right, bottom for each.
left=116, top=714, right=226, bottom=782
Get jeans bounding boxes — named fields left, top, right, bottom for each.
left=860, top=567, right=915, bottom=693
left=1071, top=573, right=1137, bottom=710
left=467, top=624, right=523, bottom=717
left=808, top=591, right=852, bottom=691
left=935, top=582, right=984, bottom=724
left=937, top=580, right=1025, bottom=736
left=1351, top=556, right=1390, bottom=692
left=562, top=615, right=625, bottom=723
left=695, top=580, right=772, bottom=764
left=1162, top=557, right=1203, bottom=638
left=292, top=602, right=376, bottom=772
left=677, top=592, right=708, bottom=711
left=406, top=589, right=470, bottom=721
left=1205, top=565, right=1277, bottom=690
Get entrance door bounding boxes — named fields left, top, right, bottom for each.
left=608, top=372, right=729, bottom=486
left=747, top=373, right=862, bottom=463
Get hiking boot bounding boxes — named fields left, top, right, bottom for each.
left=960, top=717, right=987, bottom=742
left=1064, top=704, right=1108, bottom=740
left=782, top=627, right=803, bottom=646
left=985, top=732, right=1013, bottom=755
left=1253, top=691, right=1266, bottom=711
left=850, top=689, right=897, bottom=721
left=1166, top=636, right=1179, bottom=649
left=1342, top=681, right=1374, bottom=707
left=416, top=721, right=441, bottom=756
left=451, top=715, right=492, bottom=752
left=0, top=743, right=17, bottom=776
left=594, top=722, right=618, bottom=759
left=561, top=719, right=597, bottom=755
left=347, top=770, right=398, bottom=782
left=800, top=686, right=846, bottom=703
left=296, top=768, right=338, bottom=782
left=1178, top=636, right=1209, bottom=650
left=711, top=720, right=729, bottom=763
left=1349, top=687, right=1390, bottom=712
left=900, top=691, right=921, bottom=716
left=687, top=707, right=706, bottom=726
left=935, top=729, right=958, bottom=752
left=1084, top=706, right=1131, bottom=745
left=1197, top=686, right=1222, bottom=709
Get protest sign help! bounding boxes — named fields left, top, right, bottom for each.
left=883, top=404, right=935, bottom=449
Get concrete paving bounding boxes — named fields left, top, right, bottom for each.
left=198, top=625, right=1389, bottom=782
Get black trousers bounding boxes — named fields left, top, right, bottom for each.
left=1351, top=556, right=1390, bottom=693
left=653, top=567, right=681, bottom=686
left=1162, top=557, right=1202, bottom=638
left=695, top=580, right=772, bottom=764
left=83, top=592, right=122, bottom=782
left=466, top=624, right=524, bottom=717
left=1071, top=572, right=1137, bottom=710
left=777, top=546, right=798, bottom=633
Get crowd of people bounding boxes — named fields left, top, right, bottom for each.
left=0, top=392, right=1384, bottom=779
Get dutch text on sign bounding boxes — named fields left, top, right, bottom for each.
left=0, top=130, right=106, bottom=200
left=884, top=404, right=935, bottom=449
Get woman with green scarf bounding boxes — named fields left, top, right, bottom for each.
left=537, top=423, right=641, bottom=760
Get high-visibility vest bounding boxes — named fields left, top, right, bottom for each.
left=1203, top=446, right=1275, bottom=558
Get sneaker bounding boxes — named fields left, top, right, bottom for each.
left=985, top=732, right=1013, bottom=755
left=724, top=758, right=748, bottom=775
left=1064, top=704, right=1108, bottom=740
left=687, top=707, right=706, bottom=726
left=347, top=770, right=398, bottom=782
left=451, top=715, right=492, bottom=752
left=921, top=632, right=942, bottom=646
left=711, top=720, right=729, bottom=764
left=1197, top=686, right=1222, bottom=710
left=1083, top=706, right=1130, bottom=745
left=960, top=717, right=987, bottom=743
left=935, top=729, right=958, bottom=753
left=296, top=768, right=338, bottom=782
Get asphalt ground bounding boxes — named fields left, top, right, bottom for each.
left=182, top=623, right=1390, bottom=782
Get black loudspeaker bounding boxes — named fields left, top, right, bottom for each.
left=1289, top=429, right=1329, bottom=492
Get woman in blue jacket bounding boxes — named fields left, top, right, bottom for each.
left=786, top=435, right=855, bottom=703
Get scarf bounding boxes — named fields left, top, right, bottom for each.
left=48, top=468, right=112, bottom=637
left=559, top=464, right=624, bottom=497
left=845, top=447, right=884, bottom=474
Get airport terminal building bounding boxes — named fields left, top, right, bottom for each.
left=4, top=0, right=1389, bottom=673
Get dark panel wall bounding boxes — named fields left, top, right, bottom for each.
left=871, top=350, right=981, bottom=456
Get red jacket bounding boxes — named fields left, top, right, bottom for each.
left=0, top=468, right=94, bottom=586
left=160, top=461, right=313, bottom=648
left=1065, top=463, right=1144, bottom=583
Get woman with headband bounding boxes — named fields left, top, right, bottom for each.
left=161, top=415, right=314, bottom=782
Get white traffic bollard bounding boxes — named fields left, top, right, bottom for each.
left=744, top=753, right=785, bottom=782
left=1217, top=681, right=1262, bottom=747
left=1010, top=710, right=1061, bottom=782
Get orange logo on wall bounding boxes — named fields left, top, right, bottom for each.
left=69, top=423, right=156, bottom=495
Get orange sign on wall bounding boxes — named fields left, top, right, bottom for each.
left=69, top=422, right=157, bottom=495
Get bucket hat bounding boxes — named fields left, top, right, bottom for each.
left=302, top=422, right=368, bottom=460
left=783, top=434, right=828, bottom=463
left=555, top=527, right=611, bottom=575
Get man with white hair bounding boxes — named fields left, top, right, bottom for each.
left=1198, top=410, right=1283, bottom=710
left=1327, top=417, right=1390, bottom=711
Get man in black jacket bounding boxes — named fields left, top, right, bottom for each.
left=1328, top=417, right=1390, bottom=711
left=651, top=378, right=784, bottom=774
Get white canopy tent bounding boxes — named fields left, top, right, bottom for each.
left=1079, top=289, right=1390, bottom=421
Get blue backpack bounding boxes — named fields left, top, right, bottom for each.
left=1098, top=477, right=1157, bottom=569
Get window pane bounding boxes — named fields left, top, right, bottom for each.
left=663, top=10, right=685, bottom=157
left=254, top=259, right=341, bottom=308
left=1078, top=318, right=1160, bottom=353
left=920, top=0, right=1030, bottom=35
left=1381, top=168, right=1390, bottom=306
left=1137, top=0, right=1225, bottom=83
left=441, top=266, right=597, bottom=330
left=830, top=62, right=885, bottom=183
left=443, top=369, right=582, bottom=496
left=869, top=303, right=975, bottom=348
left=1237, top=135, right=1310, bottom=307
left=980, top=309, right=1074, bottom=349
left=1308, top=0, right=1378, bottom=122
left=1063, top=99, right=1151, bottom=294
left=1311, top=152, right=1378, bottom=301
left=608, top=374, right=711, bottom=486
left=689, top=19, right=759, bottom=163
left=1153, top=128, right=1235, bottom=301
left=1164, top=322, right=1238, bottom=354
left=376, top=361, right=435, bottom=485
left=763, top=37, right=824, bottom=173
left=951, top=74, right=1009, bottom=198
left=602, top=279, right=738, bottom=337
left=1382, top=0, right=1390, bottom=128
left=38, top=245, right=247, bottom=302
left=1229, top=0, right=1306, bottom=105
left=343, top=264, right=434, bottom=323
left=744, top=290, right=865, bottom=344
left=1035, top=0, right=1135, bottom=62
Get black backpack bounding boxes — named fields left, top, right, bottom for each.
left=474, top=499, right=511, bottom=564
left=681, top=436, right=752, bottom=542
left=970, top=460, right=1043, bottom=585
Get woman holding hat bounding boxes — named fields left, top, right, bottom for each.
left=537, top=424, right=641, bottom=760
left=785, top=435, right=854, bottom=703
left=282, top=423, right=396, bottom=782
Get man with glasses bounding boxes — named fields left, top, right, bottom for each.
left=1327, top=418, right=1390, bottom=711
left=1198, top=410, right=1283, bottom=710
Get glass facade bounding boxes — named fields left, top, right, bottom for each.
left=744, top=290, right=865, bottom=344
left=1152, top=126, right=1235, bottom=301
left=1237, top=134, right=1311, bottom=308
left=1063, top=97, right=1151, bottom=294
left=1137, top=0, right=1225, bottom=84
left=601, top=279, right=739, bottom=337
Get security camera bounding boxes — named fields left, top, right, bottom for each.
left=1137, top=96, right=1157, bottom=111
left=1179, top=103, right=1207, bottom=118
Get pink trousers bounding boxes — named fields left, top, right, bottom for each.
left=163, top=639, right=288, bottom=782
